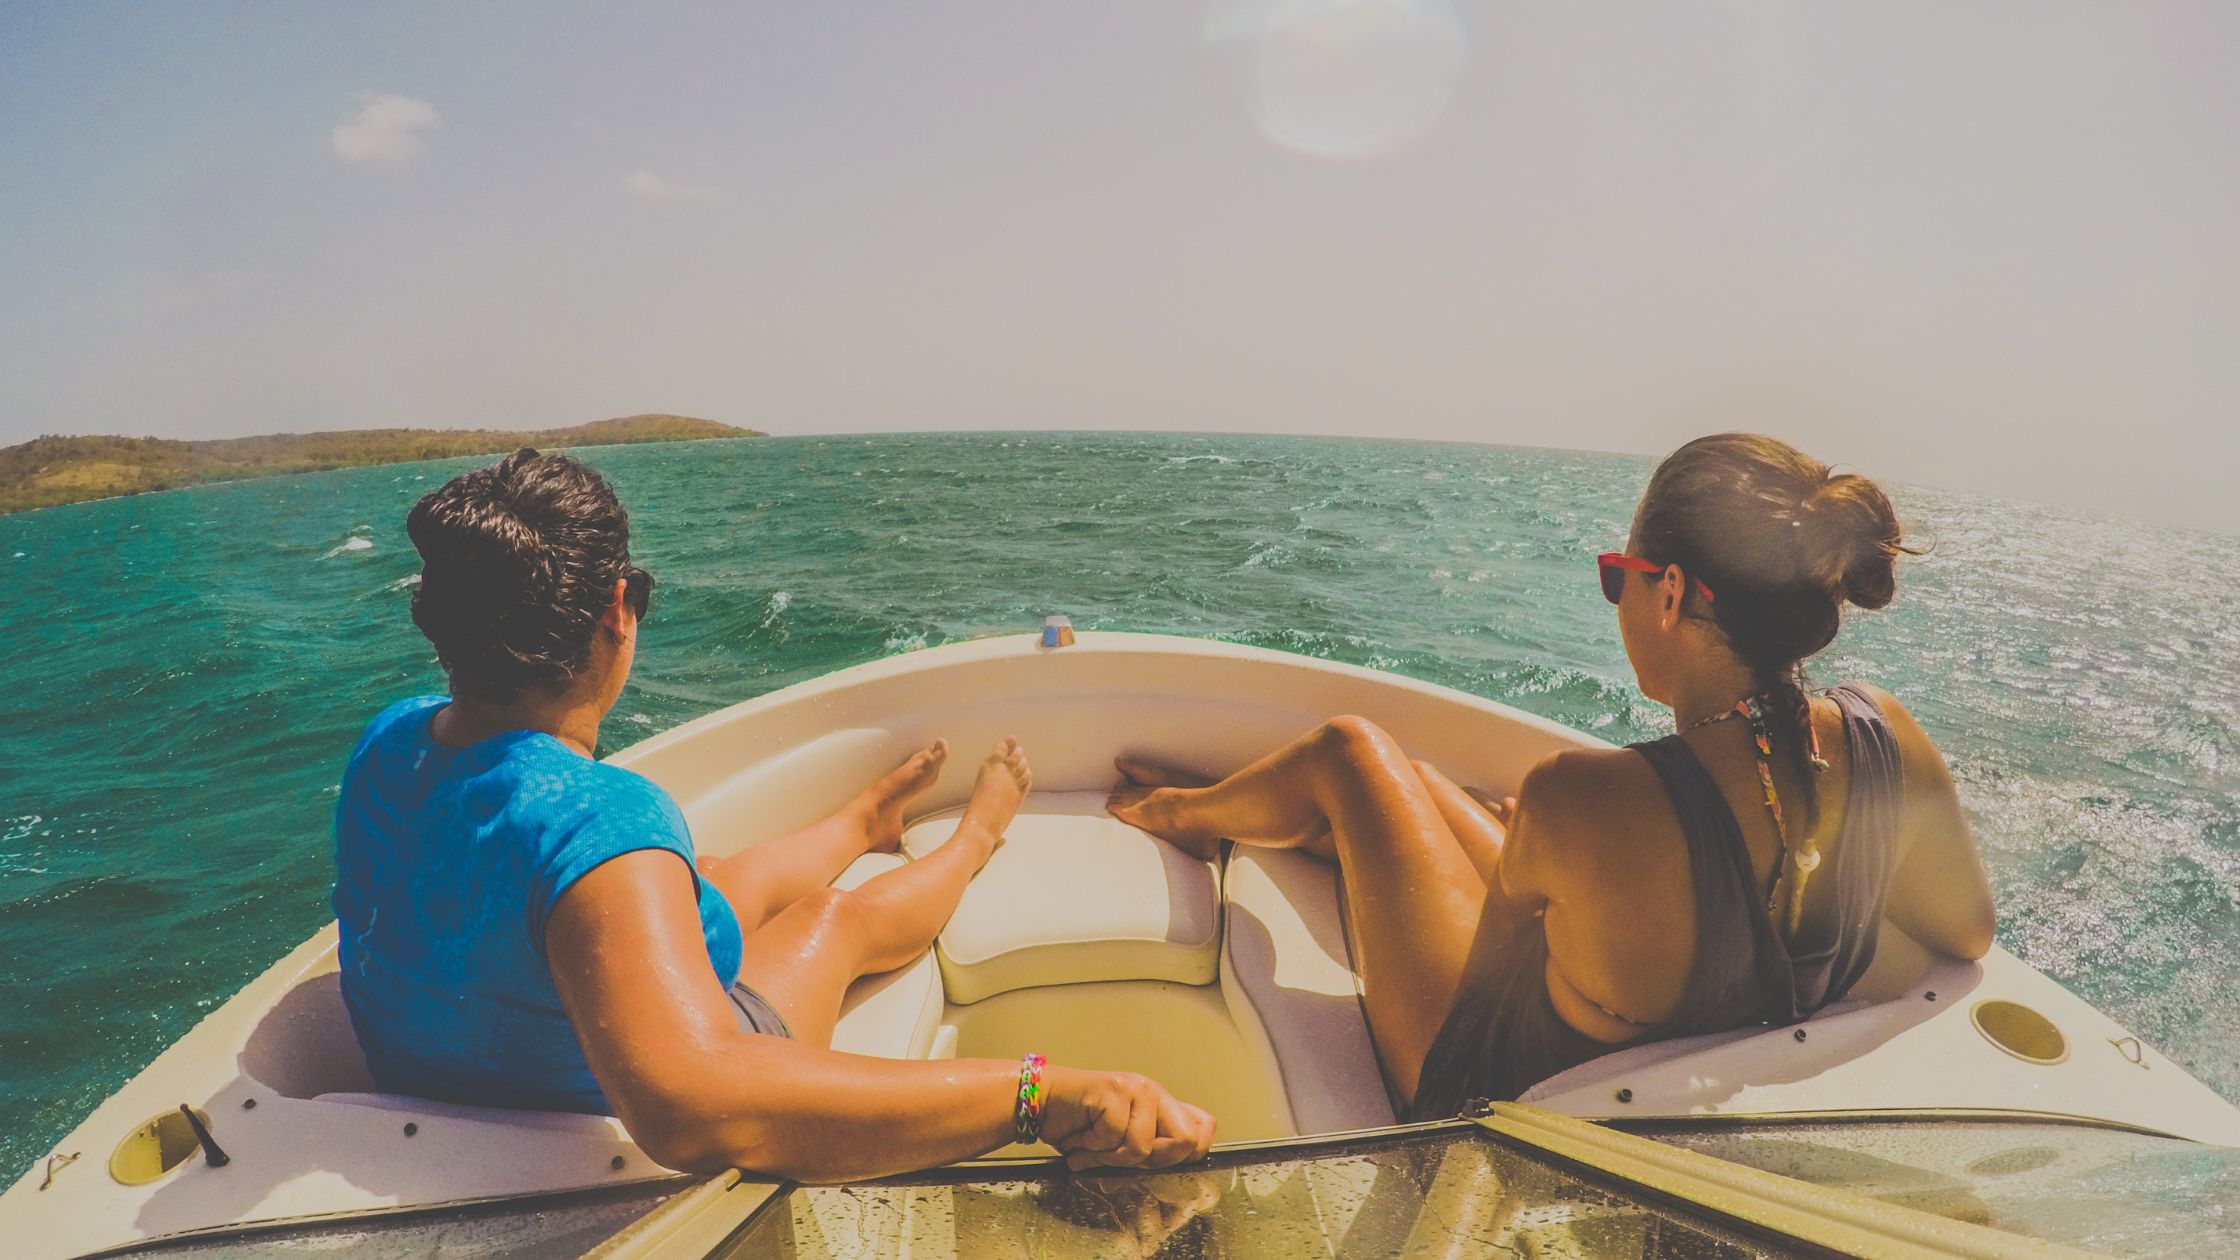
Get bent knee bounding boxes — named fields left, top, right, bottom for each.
left=790, top=886, right=872, bottom=940
left=1317, top=714, right=1403, bottom=762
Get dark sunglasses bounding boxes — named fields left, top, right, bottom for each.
left=1597, top=552, right=1716, bottom=606
left=624, top=565, right=655, bottom=620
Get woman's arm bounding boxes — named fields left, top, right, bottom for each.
left=1854, top=685, right=1997, bottom=960
left=545, top=850, right=1216, bottom=1182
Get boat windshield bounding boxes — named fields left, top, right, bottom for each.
left=714, top=1124, right=1807, bottom=1259
left=1632, top=1116, right=2240, bottom=1258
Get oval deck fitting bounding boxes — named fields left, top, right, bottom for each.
left=108, top=1109, right=210, bottom=1186
left=1971, top=1000, right=2068, bottom=1066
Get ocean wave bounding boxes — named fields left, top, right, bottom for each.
left=882, top=630, right=932, bottom=654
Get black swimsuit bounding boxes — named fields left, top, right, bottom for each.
left=1406, top=684, right=1906, bottom=1118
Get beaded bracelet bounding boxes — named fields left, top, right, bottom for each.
left=1013, top=1052, right=1048, bottom=1145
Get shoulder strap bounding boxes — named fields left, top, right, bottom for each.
left=1625, top=736, right=1794, bottom=1030
left=1792, top=685, right=1908, bottom=1007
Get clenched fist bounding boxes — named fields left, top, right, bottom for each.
left=1039, top=1068, right=1217, bottom=1171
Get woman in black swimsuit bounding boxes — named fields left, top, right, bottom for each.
left=1109, top=432, right=1997, bottom=1115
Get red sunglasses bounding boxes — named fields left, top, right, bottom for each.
left=1597, top=552, right=1716, bottom=606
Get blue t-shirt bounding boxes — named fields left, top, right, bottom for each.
left=333, top=695, right=742, bottom=1114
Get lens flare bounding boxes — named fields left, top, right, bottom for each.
left=1207, top=0, right=1470, bottom=160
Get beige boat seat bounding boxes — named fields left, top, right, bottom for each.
left=902, top=792, right=1222, bottom=1005
left=1220, top=848, right=1398, bottom=1132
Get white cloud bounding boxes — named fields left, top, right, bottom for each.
left=623, top=169, right=728, bottom=204
left=331, top=92, right=441, bottom=165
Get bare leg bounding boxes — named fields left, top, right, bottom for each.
left=1409, top=760, right=1515, bottom=892
left=1113, top=754, right=1510, bottom=875
left=702, top=741, right=948, bottom=932
left=1113, top=757, right=1340, bottom=860
left=739, top=739, right=1031, bottom=1047
left=1109, top=718, right=1486, bottom=1104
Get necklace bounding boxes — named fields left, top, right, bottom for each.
left=1677, top=691, right=1830, bottom=938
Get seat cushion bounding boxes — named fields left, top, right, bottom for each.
left=901, top=791, right=1221, bottom=1004
left=1221, top=848, right=1397, bottom=1133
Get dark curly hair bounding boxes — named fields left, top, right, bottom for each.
left=405, top=449, right=650, bottom=702
left=1633, top=433, right=1922, bottom=825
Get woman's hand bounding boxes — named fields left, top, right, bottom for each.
left=1466, top=789, right=1518, bottom=830
left=1040, top=1068, right=1217, bottom=1171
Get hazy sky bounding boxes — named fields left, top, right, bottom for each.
left=3, top=3, right=2235, bottom=532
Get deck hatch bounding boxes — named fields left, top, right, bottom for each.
left=1969, top=1000, right=2068, bottom=1066
left=107, top=1109, right=211, bottom=1187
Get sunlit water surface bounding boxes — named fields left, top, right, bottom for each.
left=2, top=433, right=2234, bottom=1184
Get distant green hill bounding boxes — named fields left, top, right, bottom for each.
left=0, top=414, right=762, bottom=513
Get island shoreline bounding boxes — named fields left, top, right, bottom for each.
left=0, top=414, right=762, bottom=514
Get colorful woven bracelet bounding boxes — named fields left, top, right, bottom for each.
left=1013, top=1052, right=1048, bottom=1145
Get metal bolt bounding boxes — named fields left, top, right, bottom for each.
left=1925, top=991, right=1937, bottom=1001
left=403, top=1123, right=418, bottom=1137
left=1461, top=1097, right=1493, bottom=1118
left=1794, top=1028, right=1808, bottom=1042
left=610, top=1155, right=626, bottom=1171
left=241, top=1098, right=257, bottom=1110
left=1615, top=1088, right=1633, bottom=1104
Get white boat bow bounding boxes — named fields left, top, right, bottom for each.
left=7, top=631, right=2235, bottom=1258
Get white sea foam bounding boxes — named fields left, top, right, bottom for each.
left=384, top=573, right=421, bottom=591
left=760, top=590, right=794, bottom=629
left=320, top=536, right=375, bottom=559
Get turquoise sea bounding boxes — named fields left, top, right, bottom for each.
left=2, top=432, right=2235, bottom=1186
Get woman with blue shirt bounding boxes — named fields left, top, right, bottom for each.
left=334, top=449, right=1215, bottom=1180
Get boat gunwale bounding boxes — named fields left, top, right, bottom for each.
left=57, top=1174, right=696, bottom=1260
left=602, top=629, right=1619, bottom=775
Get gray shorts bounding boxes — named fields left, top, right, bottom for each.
left=727, top=979, right=794, bottom=1039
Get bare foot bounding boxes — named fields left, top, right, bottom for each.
left=1113, top=756, right=1340, bottom=861
left=1106, top=756, right=1225, bottom=861
left=853, top=740, right=949, bottom=853
left=952, top=737, right=1031, bottom=853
